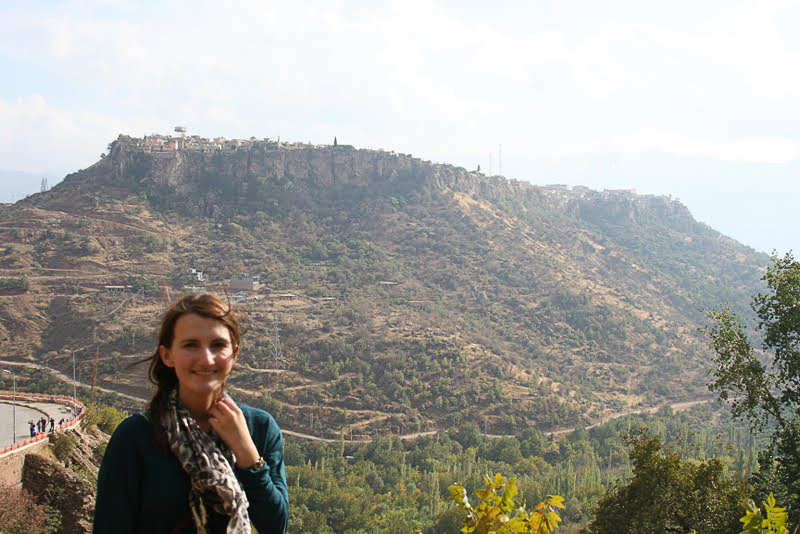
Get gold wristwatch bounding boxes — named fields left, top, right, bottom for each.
left=246, top=456, right=265, bottom=470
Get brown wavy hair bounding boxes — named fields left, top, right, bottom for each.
left=143, top=293, right=242, bottom=448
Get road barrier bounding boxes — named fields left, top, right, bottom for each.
left=0, top=391, right=85, bottom=459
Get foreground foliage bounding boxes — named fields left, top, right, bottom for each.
left=707, top=252, right=800, bottom=521
left=449, top=473, right=564, bottom=533
left=741, top=493, right=791, bottom=534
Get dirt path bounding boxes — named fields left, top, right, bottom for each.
left=534, top=397, right=715, bottom=439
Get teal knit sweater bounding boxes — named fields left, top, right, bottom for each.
left=93, top=404, right=288, bottom=533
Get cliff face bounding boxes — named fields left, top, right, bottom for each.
left=89, top=136, right=547, bottom=209
left=569, top=190, right=693, bottom=228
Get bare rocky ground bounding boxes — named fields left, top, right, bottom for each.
left=20, top=426, right=106, bottom=534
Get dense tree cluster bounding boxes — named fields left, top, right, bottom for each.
left=707, top=252, right=800, bottom=524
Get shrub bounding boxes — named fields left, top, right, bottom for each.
left=0, top=276, right=29, bottom=290
left=52, top=432, right=78, bottom=464
left=82, top=404, right=126, bottom=434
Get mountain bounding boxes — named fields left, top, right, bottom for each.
left=0, top=133, right=769, bottom=437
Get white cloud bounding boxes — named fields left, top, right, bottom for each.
left=2, top=0, right=800, bottom=170
left=0, top=95, right=161, bottom=174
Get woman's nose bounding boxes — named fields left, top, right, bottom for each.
left=200, top=346, right=216, bottom=363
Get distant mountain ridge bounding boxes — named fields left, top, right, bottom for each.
left=0, top=133, right=768, bottom=437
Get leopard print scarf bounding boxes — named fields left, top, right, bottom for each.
left=161, top=389, right=251, bottom=533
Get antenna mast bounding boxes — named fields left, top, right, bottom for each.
left=499, top=144, right=502, bottom=176
left=40, top=178, right=48, bottom=192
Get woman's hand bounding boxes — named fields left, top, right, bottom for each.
left=208, top=396, right=261, bottom=468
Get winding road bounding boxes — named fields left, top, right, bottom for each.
left=0, top=359, right=714, bottom=444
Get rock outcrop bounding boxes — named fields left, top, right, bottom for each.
left=22, top=451, right=95, bottom=533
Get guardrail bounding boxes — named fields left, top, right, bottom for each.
left=0, top=391, right=86, bottom=458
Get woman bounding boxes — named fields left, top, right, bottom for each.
left=94, top=294, right=288, bottom=533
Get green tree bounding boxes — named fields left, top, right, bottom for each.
left=585, top=432, right=748, bottom=534
left=706, top=253, right=800, bottom=520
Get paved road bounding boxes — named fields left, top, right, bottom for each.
left=0, top=360, right=147, bottom=403
left=0, top=402, right=45, bottom=445
left=0, top=401, right=76, bottom=448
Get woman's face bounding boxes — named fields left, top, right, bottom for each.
left=159, top=313, right=238, bottom=402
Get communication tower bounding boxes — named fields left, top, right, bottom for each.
left=499, top=144, right=502, bottom=176
left=40, top=178, right=48, bottom=192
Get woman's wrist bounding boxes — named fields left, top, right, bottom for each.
left=239, top=456, right=265, bottom=470
left=234, top=443, right=261, bottom=468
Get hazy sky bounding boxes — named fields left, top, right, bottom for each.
left=1, top=0, right=798, bottom=256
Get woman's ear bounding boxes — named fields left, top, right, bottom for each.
left=159, top=345, right=174, bottom=368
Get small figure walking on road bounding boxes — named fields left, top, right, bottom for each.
left=49, top=417, right=55, bottom=432
left=29, top=421, right=36, bottom=437
left=58, top=418, right=65, bottom=426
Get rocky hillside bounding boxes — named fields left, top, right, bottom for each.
left=0, top=134, right=769, bottom=437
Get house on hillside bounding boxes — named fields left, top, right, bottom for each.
left=229, top=274, right=261, bottom=291
left=266, top=292, right=297, bottom=302
left=104, top=285, right=133, bottom=293
left=189, top=268, right=204, bottom=282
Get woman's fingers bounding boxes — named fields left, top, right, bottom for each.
left=207, top=399, right=260, bottom=467
left=208, top=399, right=247, bottom=439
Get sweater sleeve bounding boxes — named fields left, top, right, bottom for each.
left=235, top=410, right=289, bottom=534
left=93, top=415, right=145, bottom=534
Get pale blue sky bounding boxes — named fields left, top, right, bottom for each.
left=1, top=0, right=798, bottom=256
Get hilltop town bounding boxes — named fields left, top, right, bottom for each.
left=113, top=127, right=677, bottom=206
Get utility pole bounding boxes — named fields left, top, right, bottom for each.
left=2, top=370, right=15, bottom=443
left=72, top=349, right=77, bottom=402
